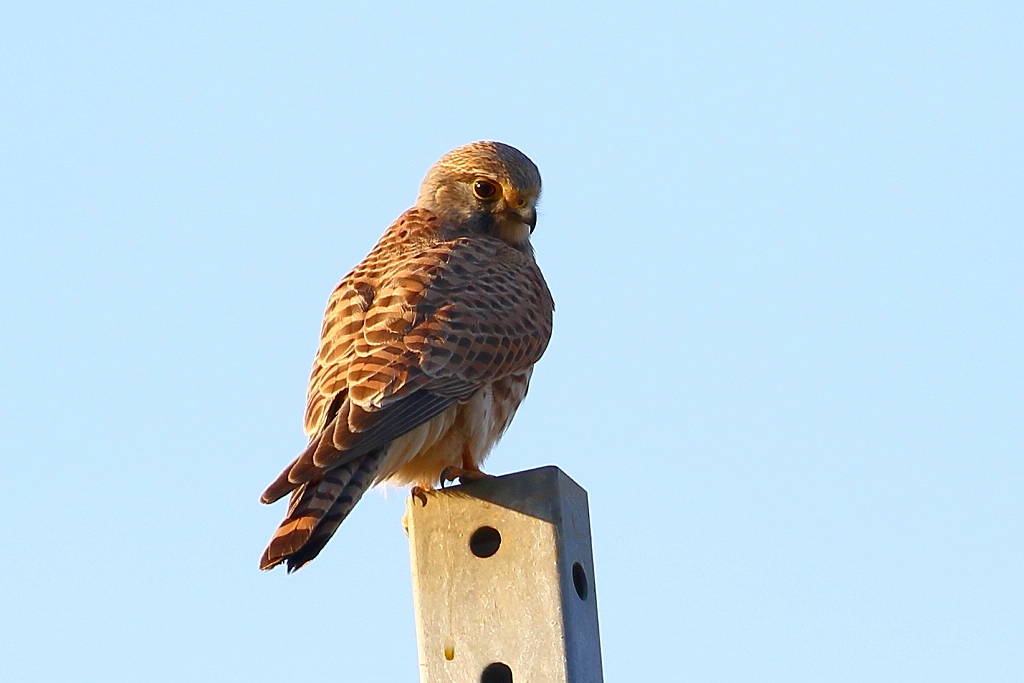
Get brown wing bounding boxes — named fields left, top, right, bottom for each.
left=260, top=209, right=554, bottom=504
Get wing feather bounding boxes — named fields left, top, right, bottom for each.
left=265, top=208, right=553, bottom=502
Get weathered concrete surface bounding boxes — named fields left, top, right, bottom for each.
left=407, top=466, right=604, bottom=682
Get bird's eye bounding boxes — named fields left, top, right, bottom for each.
left=472, top=179, right=500, bottom=201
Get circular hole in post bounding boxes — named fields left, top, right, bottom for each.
left=469, top=526, right=501, bottom=558
left=572, top=562, right=588, bottom=600
left=480, top=662, right=513, bottom=683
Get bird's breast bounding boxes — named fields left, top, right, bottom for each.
left=377, top=370, right=533, bottom=488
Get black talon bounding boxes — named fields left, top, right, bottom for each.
left=410, top=486, right=429, bottom=506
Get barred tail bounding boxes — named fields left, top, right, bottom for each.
left=259, top=448, right=386, bottom=572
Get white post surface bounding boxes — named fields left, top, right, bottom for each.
left=406, top=466, right=604, bottom=683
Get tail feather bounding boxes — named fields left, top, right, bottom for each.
left=283, top=449, right=387, bottom=572
left=259, top=448, right=386, bottom=572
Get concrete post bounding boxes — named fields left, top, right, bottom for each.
left=406, top=466, right=604, bottom=683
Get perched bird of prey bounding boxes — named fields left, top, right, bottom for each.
left=259, top=141, right=554, bottom=572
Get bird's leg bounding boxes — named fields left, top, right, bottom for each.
left=440, top=465, right=492, bottom=486
left=440, top=445, right=496, bottom=487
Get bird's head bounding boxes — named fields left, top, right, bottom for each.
left=416, top=141, right=542, bottom=249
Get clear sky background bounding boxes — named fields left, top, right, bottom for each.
left=1, top=3, right=1021, bottom=681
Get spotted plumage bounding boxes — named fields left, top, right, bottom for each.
left=259, top=142, right=554, bottom=571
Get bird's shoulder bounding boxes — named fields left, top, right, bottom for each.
left=303, top=207, right=549, bottom=435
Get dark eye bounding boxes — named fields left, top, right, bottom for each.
left=472, top=179, right=499, bottom=200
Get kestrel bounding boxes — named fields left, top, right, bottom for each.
left=259, top=141, right=554, bottom=571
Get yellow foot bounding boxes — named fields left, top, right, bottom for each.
left=440, top=466, right=495, bottom=488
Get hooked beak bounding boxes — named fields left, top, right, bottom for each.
left=518, top=206, right=538, bottom=233
left=495, top=204, right=536, bottom=245
left=501, top=204, right=537, bottom=233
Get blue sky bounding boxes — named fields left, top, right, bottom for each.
left=1, top=3, right=1021, bottom=681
